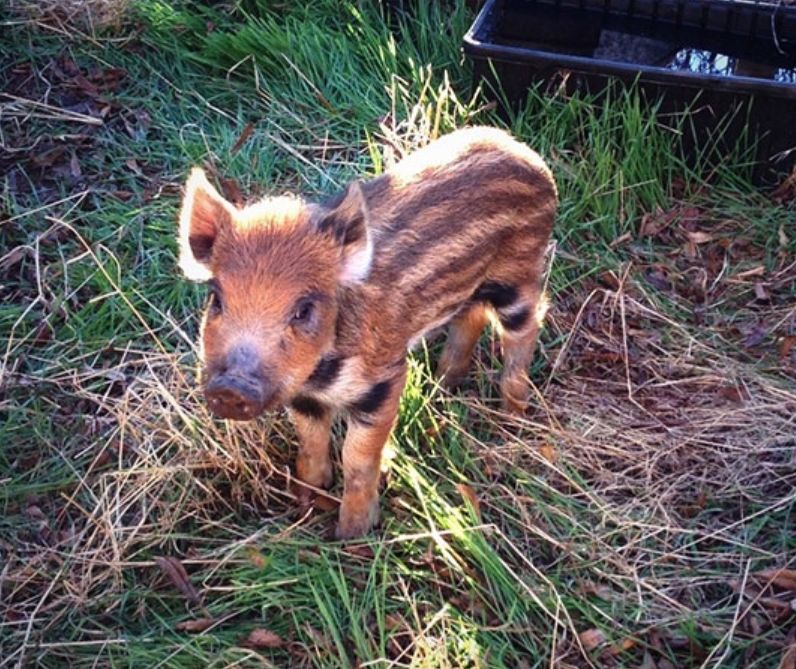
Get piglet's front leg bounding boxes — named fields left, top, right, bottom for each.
left=337, top=366, right=406, bottom=539
left=289, top=398, right=334, bottom=495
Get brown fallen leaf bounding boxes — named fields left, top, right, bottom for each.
left=539, top=444, right=557, bottom=464
left=608, top=637, right=637, bottom=655
left=243, top=628, right=285, bottom=649
left=717, top=385, right=750, bottom=404
left=772, top=167, right=796, bottom=204
left=686, top=230, right=713, bottom=244
left=246, top=547, right=268, bottom=569
left=780, top=335, right=796, bottom=361
left=154, top=556, right=203, bottom=607
left=779, top=644, right=796, bottom=669
left=175, top=617, right=217, bottom=633
left=759, top=568, right=796, bottom=594
left=754, top=282, right=771, bottom=302
left=579, top=627, right=606, bottom=651
left=231, top=123, right=255, bottom=156
left=456, top=483, right=482, bottom=522
left=638, top=206, right=670, bottom=237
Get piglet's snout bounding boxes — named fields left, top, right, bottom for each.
left=204, top=344, right=270, bottom=421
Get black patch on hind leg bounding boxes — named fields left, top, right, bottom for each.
left=500, top=306, right=531, bottom=332
left=290, top=396, right=329, bottom=420
left=473, top=281, right=518, bottom=310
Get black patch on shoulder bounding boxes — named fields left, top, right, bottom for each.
left=473, top=281, right=518, bottom=310
left=290, top=396, right=328, bottom=420
left=350, top=380, right=391, bottom=416
left=307, top=354, right=343, bottom=388
left=500, top=306, right=531, bottom=332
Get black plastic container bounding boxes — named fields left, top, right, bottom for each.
left=464, top=0, right=796, bottom=183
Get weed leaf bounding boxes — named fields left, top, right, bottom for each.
left=154, top=556, right=203, bottom=608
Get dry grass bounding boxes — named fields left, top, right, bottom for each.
left=5, top=241, right=793, bottom=666
left=6, top=0, right=133, bottom=33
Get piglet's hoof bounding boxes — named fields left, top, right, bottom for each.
left=335, top=501, right=380, bottom=540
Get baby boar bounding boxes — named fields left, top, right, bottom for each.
left=178, top=127, right=557, bottom=539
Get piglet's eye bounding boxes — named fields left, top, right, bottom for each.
left=291, top=299, right=315, bottom=324
left=206, top=279, right=223, bottom=314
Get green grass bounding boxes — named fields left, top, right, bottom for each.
left=2, top=1, right=796, bottom=668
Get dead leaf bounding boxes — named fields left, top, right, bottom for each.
left=315, top=92, right=335, bottom=113
left=456, top=483, right=482, bottom=521
left=539, top=444, right=557, bottom=464
left=231, top=123, right=255, bottom=156
left=779, top=644, right=796, bottom=669
left=311, top=493, right=338, bottom=513
left=609, top=637, right=638, bottom=655
left=383, top=612, right=407, bottom=632
left=109, top=190, right=135, bottom=201
left=678, top=490, right=708, bottom=518
left=342, top=543, right=375, bottom=559
left=754, top=282, right=771, bottom=302
left=579, top=628, right=607, bottom=651
left=598, top=270, right=621, bottom=289
left=639, top=207, right=671, bottom=237
left=33, top=322, right=53, bottom=346
left=743, top=321, right=768, bottom=348
left=175, top=617, right=217, bottom=633
left=686, top=230, right=713, bottom=244
left=73, top=73, right=99, bottom=98
left=154, top=556, right=203, bottom=607
left=214, top=173, right=244, bottom=206
left=780, top=335, right=796, bottom=360
left=682, top=239, right=698, bottom=258
left=246, top=548, right=268, bottom=569
left=243, top=628, right=285, bottom=649
left=578, top=580, right=613, bottom=601
left=772, top=167, right=796, bottom=204
left=717, top=385, right=750, bottom=404
left=759, top=568, right=796, bottom=594
left=25, top=504, right=47, bottom=521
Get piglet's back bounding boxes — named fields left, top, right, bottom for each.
left=355, top=127, right=557, bottom=353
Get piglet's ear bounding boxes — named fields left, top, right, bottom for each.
left=317, top=182, right=373, bottom=285
left=178, top=168, right=235, bottom=282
